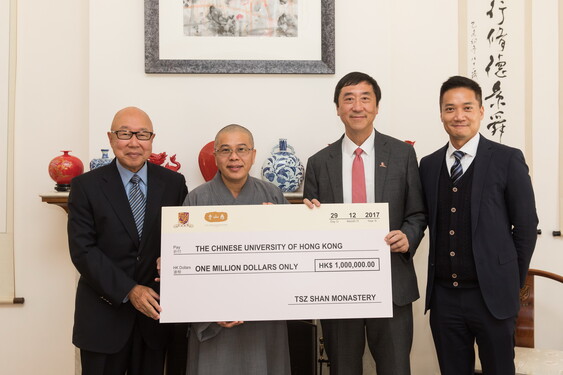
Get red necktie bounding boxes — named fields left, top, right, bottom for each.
left=352, top=148, right=367, bottom=203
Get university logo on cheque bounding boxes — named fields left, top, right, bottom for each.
left=178, top=212, right=190, bottom=225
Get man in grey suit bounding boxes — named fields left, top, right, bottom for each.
left=303, top=71, right=426, bottom=375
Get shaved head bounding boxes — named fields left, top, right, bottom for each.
left=214, top=124, right=254, bottom=149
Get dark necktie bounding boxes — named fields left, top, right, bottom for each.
left=129, top=174, right=146, bottom=238
left=352, top=148, right=367, bottom=203
left=450, top=150, right=466, bottom=185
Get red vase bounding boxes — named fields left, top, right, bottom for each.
left=198, top=141, right=217, bottom=181
left=48, top=151, right=84, bottom=192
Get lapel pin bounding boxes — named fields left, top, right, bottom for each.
left=379, top=162, right=387, bottom=168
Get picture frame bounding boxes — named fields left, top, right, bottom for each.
left=144, top=0, right=335, bottom=74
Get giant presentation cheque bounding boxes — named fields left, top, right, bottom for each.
left=160, top=203, right=392, bottom=323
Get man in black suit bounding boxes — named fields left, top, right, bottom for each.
left=68, top=107, right=188, bottom=375
left=419, top=76, right=538, bottom=375
left=303, top=72, right=426, bottom=375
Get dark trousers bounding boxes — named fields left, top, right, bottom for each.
left=321, top=303, right=413, bottom=375
left=430, top=284, right=516, bottom=375
left=80, top=325, right=165, bottom=375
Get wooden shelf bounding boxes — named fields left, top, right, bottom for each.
left=40, top=192, right=70, bottom=213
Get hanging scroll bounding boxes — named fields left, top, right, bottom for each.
left=460, top=0, right=530, bottom=150
left=0, top=0, right=16, bottom=304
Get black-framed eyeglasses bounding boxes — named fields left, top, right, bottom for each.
left=111, top=130, right=154, bottom=141
left=214, top=146, right=254, bottom=157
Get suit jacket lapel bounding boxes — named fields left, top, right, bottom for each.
left=100, top=161, right=140, bottom=246
left=428, top=144, right=448, bottom=234
left=471, top=135, right=493, bottom=236
left=374, top=130, right=390, bottom=202
left=142, top=163, right=165, bottom=252
left=326, top=138, right=344, bottom=203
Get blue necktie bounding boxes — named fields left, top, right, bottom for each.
left=128, top=174, right=146, bottom=238
left=450, top=150, right=466, bottom=185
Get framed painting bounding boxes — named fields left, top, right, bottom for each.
left=145, top=0, right=335, bottom=74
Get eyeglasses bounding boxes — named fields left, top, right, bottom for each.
left=214, top=146, right=254, bottom=157
left=111, top=130, right=154, bottom=141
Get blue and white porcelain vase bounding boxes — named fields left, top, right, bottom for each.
left=261, top=138, right=304, bottom=193
left=89, top=149, right=112, bottom=170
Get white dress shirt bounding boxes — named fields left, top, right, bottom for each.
left=342, top=129, right=375, bottom=203
left=445, top=133, right=480, bottom=177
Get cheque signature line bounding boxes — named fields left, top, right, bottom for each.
left=287, top=302, right=382, bottom=305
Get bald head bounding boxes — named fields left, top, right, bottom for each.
left=107, top=106, right=154, bottom=173
left=111, top=106, right=153, bottom=132
left=213, top=124, right=256, bottom=196
left=214, top=124, right=254, bottom=149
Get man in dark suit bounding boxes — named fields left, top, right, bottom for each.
left=419, top=76, right=538, bottom=375
left=68, top=107, right=188, bottom=375
left=303, top=72, right=426, bottom=375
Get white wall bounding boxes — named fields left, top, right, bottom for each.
left=1, top=0, right=561, bottom=374
left=0, top=0, right=88, bottom=374
left=89, top=0, right=459, bottom=194
left=529, top=0, right=563, bottom=351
